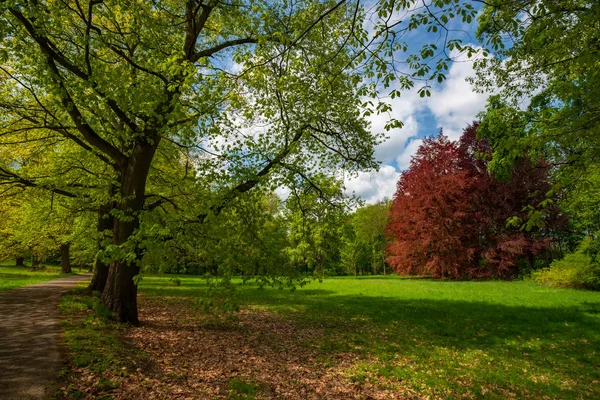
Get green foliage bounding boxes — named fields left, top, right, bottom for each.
left=345, top=200, right=390, bottom=275
left=534, top=237, right=600, bottom=290
left=475, top=0, right=600, bottom=197
left=194, top=297, right=240, bottom=314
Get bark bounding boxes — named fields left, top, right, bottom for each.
left=32, top=255, right=40, bottom=267
left=15, top=257, right=24, bottom=267
left=527, top=253, right=535, bottom=271
left=60, top=243, right=72, bottom=274
left=101, top=141, right=159, bottom=324
left=88, top=202, right=115, bottom=293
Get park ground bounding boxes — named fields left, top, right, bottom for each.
left=3, top=265, right=599, bottom=399
left=50, top=273, right=600, bottom=400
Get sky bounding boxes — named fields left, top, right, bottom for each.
left=343, top=6, right=491, bottom=204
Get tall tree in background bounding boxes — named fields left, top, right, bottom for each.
left=351, top=200, right=390, bottom=275
left=387, top=124, right=563, bottom=279
left=285, top=176, right=348, bottom=277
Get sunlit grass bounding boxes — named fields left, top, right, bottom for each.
left=137, top=274, right=600, bottom=399
left=0, top=261, right=78, bottom=292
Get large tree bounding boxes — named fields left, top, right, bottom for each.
left=0, top=0, right=377, bottom=323
left=0, top=0, right=488, bottom=322
left=387, top=124, right=563, bottom=279
left=474, top=0, right=600, bottom=190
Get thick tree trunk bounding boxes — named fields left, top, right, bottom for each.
left=32, top=255, right=40, bottom=267
left=89, top=203, right=115, bottom=293
left=15, top=257, right=24, bottom=267
left=60, top=243, right=71, bottom=274
left=101, top=141, right=159, bottom=324
left=102, top=258, right=140, bottom=323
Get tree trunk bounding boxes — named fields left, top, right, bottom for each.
left=60, top=243, right=71, bottom=274
left=527, top=253, right=535, bottom=271
left=89, top=202, right=115, bottom=293
left=102, top=258, right=140, bottom=323
left=101, top=141, right=159, bottom=324
left=15, top=257, right=24, bottom=267
left=32, top=255, right=40, bottom=267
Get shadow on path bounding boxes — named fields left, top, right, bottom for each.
left=0, top=274, right=91, bottom=400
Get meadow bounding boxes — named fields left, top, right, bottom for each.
left=57, top=274, right=600, bottom=399
left=0, top=262, right=78, bottom=293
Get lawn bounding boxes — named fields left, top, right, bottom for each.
left=58, top=275, right=600, bottom=399
left=0, top=262, right=78, bottom=292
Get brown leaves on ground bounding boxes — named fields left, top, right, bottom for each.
left=61, top=294, right=422, bottom=399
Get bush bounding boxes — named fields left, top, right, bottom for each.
left=534, top=237, right=600, bottom=290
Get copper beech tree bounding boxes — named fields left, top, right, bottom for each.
left=386, top=123, right=565, bottom=279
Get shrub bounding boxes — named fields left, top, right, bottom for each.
left=534, top=237, right=600, bottom=290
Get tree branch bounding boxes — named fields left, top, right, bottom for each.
left=190, top=38, right=258, bottom=62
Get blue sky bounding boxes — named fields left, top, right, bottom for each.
left=343, top=4, right=490, bottom=203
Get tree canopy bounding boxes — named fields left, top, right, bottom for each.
left=386, top=124, right=565, bottom=279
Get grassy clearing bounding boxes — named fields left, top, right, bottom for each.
left=0, top=262, right=78, bottom=292
left=59, top=275, right=600, bottom=399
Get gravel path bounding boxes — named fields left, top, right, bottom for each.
left=0, top=274, right=91, bottom=400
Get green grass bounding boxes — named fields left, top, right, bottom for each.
left=227, top=377, right=260, bottom=400
left=55, top=285, right=142, bottom=400
left=136, top=275, right=600, bottom=399
left=0, top=262, right=78, bottom=292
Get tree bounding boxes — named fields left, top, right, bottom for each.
left=474, top=0, right=600, bottom=191
left=0, top=0, right=498, bottom=322
left=0, top=195, right=28, bottom=264
left=387, top=123, right=562, bottom=279
left=353, top=200, right=390, bottom=275
left=340, top=219, right=363, bottom=277
left=0, top=1, right=381, bottom=323
left=284, top=175, right=348, bottom=277
left=0, top=188, right=83, bottom=271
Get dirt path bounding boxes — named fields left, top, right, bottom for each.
left=0, top=274, right=91, bottom=400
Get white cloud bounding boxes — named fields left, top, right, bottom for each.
left=373, top=114, right=420, bottom=164
left=274, top=186, right=291, bottom=201
left=344, top=165, right=400, bottom=204
left=426, top=51, right=492, bottom=140
left=368, top=88, right=426, bottom=164
left=396, top=137, right=423, bottom=170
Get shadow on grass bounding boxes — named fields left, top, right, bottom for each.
left=141, top=279, right=600, bottom=355
left=134, top=278, right=600, bottom=397
left=237, top=291, right=600, bottom=397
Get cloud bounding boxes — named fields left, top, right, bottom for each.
left=372, top=114, right=420, bottom=165
left=367, top=88, right=426, bottom=164
left=426, top=50, right=492, bottom=140
left=344, top=165, right=400, bottom=204
left=396, top=137, right=423, bottom=170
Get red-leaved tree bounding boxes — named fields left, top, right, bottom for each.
left=386, top=123, right=562, bottom=279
